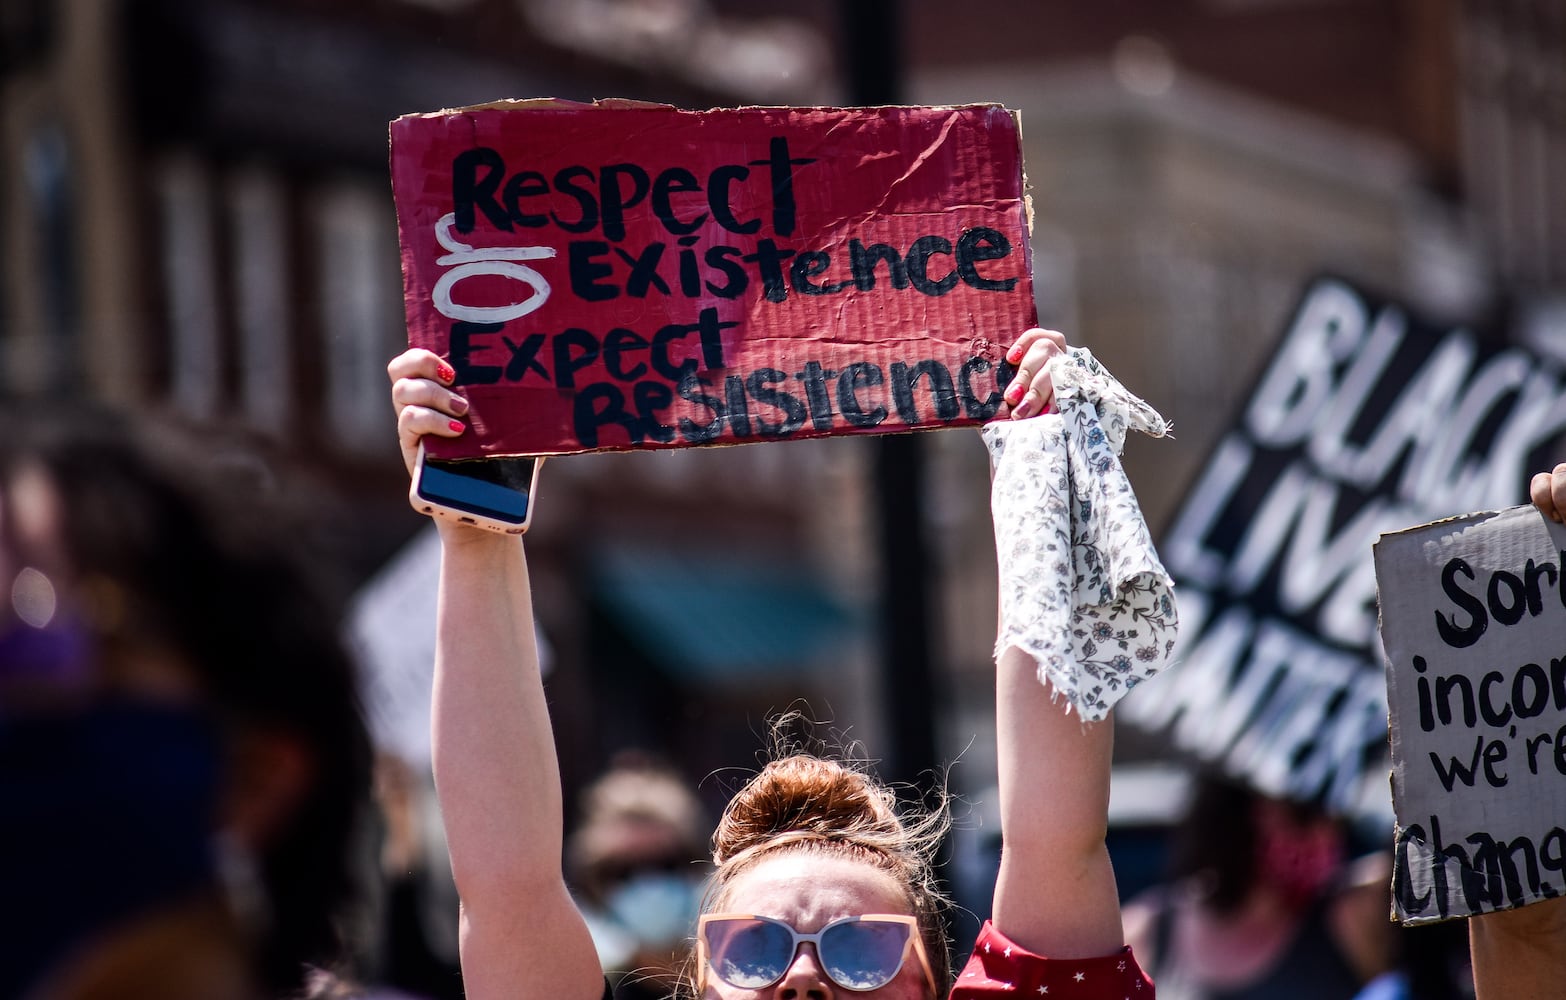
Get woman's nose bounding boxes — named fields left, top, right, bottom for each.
left=773, top=943, right=834, bottom=1000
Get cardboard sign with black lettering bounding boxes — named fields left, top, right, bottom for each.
left=389, top=98, right=1035, bottom=458
left=1376, top=505, right=1566, bottom=924
left=1119, top=276, right=1566, bottom=818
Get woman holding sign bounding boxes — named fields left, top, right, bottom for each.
left=387, top=327, right=1166, bottom=1000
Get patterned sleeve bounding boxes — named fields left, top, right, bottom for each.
left=951, top=921, right=1154, bottom=1000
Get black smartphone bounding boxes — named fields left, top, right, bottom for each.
left=409, top=442, right=544, bottom=534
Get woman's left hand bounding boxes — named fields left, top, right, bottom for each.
left=1002, top=328, right=1068, bottom=419
left=1530, top=462, right=1566, bottom=523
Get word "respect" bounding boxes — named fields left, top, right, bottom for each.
left=451, top=137, right=814, bottom=242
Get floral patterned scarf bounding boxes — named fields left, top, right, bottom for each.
left=982, top=348, right=1179, bottom=721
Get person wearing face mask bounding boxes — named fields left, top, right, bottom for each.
left=1121, top=774, right=1404, bottom=1000
left=0, top=407, right=373, bottom=1000
left=566, top=756, right=711, bottom=1000
left=388, top=326, right=1175, bottom=1000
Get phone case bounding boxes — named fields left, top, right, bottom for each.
left=409, top=443, right=543, bottom=535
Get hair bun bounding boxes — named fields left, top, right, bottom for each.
left=712, top=755, right=902, bottom=865
left=706, top=749, right=955, bottom=993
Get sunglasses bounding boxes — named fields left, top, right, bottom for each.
left=698, top=913, right=936, bottom=994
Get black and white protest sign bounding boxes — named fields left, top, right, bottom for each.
left=1120, top=276, right=1566, bottom=816
left=1376, top=505, right=1566, bottom=923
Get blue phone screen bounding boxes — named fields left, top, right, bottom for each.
left=418, top=458, right=534, bottom=522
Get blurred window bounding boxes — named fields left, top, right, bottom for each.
left=313, top=178, right=401, bottom=451
left=228, top=165, right=291, bottom=429
left=156, top=152, right=221, bottom=420
left=23, top=123, right=81, bottom=393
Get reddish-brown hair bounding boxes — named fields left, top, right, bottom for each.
left=703, top=752, right=952, bottom=996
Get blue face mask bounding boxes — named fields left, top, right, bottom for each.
left=604, top=871, right=704, bottom=949
left=0, top=700, right=222, bottom=996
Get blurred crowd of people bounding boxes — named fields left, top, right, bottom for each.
left=0, top=407, right=371, bottom=999
left=0, top=403, right=713, bottom=999
left=1123, top=774, right=1471, bottom=1000
left=2, top=399, right=1558, bottom=1000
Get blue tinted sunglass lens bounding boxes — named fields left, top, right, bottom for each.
left=708, top=919, right=794, bottom=988
left=821, top=921, right=910, bottom=990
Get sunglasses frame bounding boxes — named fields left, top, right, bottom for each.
left=697, top=912, right=937, bottom=995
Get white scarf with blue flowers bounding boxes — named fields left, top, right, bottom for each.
left=981, top=348, right=1179, bottom=721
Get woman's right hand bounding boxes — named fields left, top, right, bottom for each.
left=388, top=353, right=601, bottom=1000
left=387, top=348, right=469, bottom=479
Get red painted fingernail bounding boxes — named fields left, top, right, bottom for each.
left=448, top=420, right=465, bottom=433
left=1005, top=384, right=1025, bottom=406
left=436, top=362, right=456, bottom=383
left=1006, top=345, right=1024, bottom=364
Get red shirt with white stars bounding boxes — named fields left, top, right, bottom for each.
left=952, top=921, right=1154, bottom=1000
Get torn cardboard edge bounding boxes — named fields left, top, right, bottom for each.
left=1375, top=503, right=1566, bottom=924
left=389, top=98, right=1038, bottom=241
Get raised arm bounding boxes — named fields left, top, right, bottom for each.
left=1469, top=896, right=1566, bottom=1000
left=389, top=349, right=603, bottom=1000
left=992, top=631, right=1123, bottom=961
left=989, top=329, right=1125, bottom=959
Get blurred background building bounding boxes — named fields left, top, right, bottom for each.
left=3, top=0, right=1563, bottom=981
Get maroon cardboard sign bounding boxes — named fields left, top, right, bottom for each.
left=390, top=99, right=1036, bottom=458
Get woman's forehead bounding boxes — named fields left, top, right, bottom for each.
left=720, top=853, right=909, bottom=926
